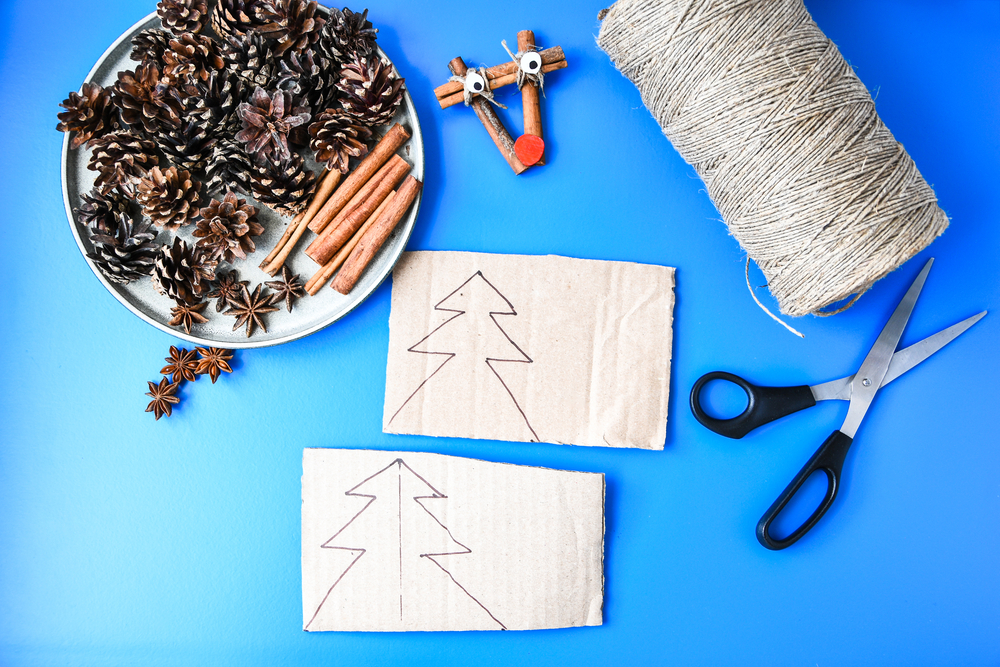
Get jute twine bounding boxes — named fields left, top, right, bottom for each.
left=597, top=0, right=948, bottom=318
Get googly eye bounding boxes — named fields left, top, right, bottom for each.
left=464, top=72, right=486, bottom=94
left=520, top=52, right=542, bottom=74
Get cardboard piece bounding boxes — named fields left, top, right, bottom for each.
left=384, top=251, right=675, bottom=449
left=302, top=449, right=605, bottom=632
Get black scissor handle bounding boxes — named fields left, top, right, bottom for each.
left=689, top=371, right=817, bottom=439
left=756, top=429, right=854, bottom=550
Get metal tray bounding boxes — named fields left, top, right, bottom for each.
left=61, top=11, right=423, bottom=349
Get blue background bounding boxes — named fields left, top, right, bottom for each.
left=2, top=0, right=998, bottom=664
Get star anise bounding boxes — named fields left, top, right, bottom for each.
left=195, top=347, right=234, bottom=383
left=265, top=266, right=305, bottom=313
left=168, top=299, right=210, bottom=333
left=161, top=345, right=200, bottom=383
left=145, top=377, right=180, bottom=420
left=207, top=269, right=249, bottom=312
left=224, top=283, right=278, bottom=337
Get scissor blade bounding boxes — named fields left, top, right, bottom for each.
left=811, top=310, right=986, bottom=402
left=840, top=258, right=933, bottom=438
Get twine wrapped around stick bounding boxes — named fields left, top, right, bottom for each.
left=597, top=0, right=948, bottom=318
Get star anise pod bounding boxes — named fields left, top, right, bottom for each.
left=207, top=269, right=249, bottom=312
left=161, top=345, right=200, bottom=383
left=224, top=283, right=278, bottom=337
left=265, top=266, right=305, bottom=312
left=145, top=377, right=180, bottom=420
left=195, top=347, right=234, bottom=383
left=168, top=299, right=210, bottom=334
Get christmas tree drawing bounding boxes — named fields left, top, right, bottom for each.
left=305, top=458, right=505, bottom=631
left=388, top=271, right=539, bottom=442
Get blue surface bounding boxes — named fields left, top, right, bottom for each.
left=2, top=0, right=998, bottom=665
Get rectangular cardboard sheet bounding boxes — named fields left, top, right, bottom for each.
left=384, top=251, right=675, bottom=449
left=302, top=448, right=605, bottom=632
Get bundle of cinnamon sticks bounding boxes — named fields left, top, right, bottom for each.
left=259, top=122, right=423, bottom=296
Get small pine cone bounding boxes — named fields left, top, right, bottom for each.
left=113, top=62, right=185, bottom=136
left=277, top=47, right=338, bottom=115
left=136, top=166, right=202, bottom=230
left=250, top=155, right=317, bottom=216
left=88, top=131, right=159, bottom=195
left=317, top=7, right=376, bottom=63
left=162, top=32, right=224, bottom=85
left=254, top=0, right=326, bottom=57
left=308, top=109, right=371, bottom=174
left=130, top=28, right=171, bottom=66
left=155, top=120, right=217, bottom=172
left=222, top=30, right=282, bottom=92
left=87, top=218, right=160, bottom=285
left=235, top=86, right=310, bottom=166
left=186, top=69, right=245, bottom=137
left=152, top=237, right=217, bottom=304
left=212, top=0, right=266, bottom=40
left=57, top=82, right=120, bottom=149
left=337, top=54, right=405, bottom=128
left=193, top=191, right=264, bottom=262
left=75, top=188, right=133, bottom=234
left=204, top=139, right=254, bottom=195
left=157, top=0, right=209, bottom=35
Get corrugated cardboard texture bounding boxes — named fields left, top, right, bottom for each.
left=383, top=251, right=675, bottom=449
left=302, top=449, right=605, bottom=632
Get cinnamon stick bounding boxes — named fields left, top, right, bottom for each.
left=310, top=154, right=403, bottom=237
left=448, top=57, right=527, bottom=175
left=307, top=123, right=411, bottom=233
left=518, top=30, right=545, bottom=166
left=305, top=192, right=397, bottom=295
left=437, top=60, right=567, bottom=110
left=304, top=157, right=410, bottom=265
left=332, top=176, right=423, bottom=295
left=434, top=46, right=566, bottom=99
left=259, top=211, right=304, bottom=269
left=260, top=169, right=342, bottom=275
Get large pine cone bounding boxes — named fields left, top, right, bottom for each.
left=236, top=86, right=310, bottom=166
left=157, top=0, right=209, bottom=35
left=136, top=166, right=202, bottom=230
left=113, top=62, right=184, bottom=136
left=88, top=131, right=159, bottom=195
left=185, top=69, right=245, bottom=137
left=152, top=237, right=217, bottom=304
left=337, top=54, right=404, bottom=128
left=75, top=188, right=133, bottom=234
left=204, top=139, right=254, bottom=195
left=57, top=82, right=119, bottom=149
left=130, top=28, right=171, bottom=66
left=155, top=119, right=217, bottom=172
left=162, top=32, right=224, bottom=85
left=222, top=30, right=282, bottom=91
left=277, top=47, right=338, bottom=115
left=317, top=7, right=376, bottom=63
left=250, top=155, right=317, bottom=216
left=193, top=191, right=264, bottom=262
left=212, top=0, right=266, bottom=40
left=254, top=0, right=326, bottom=57
left=87, top=218, right=160, bottom=285
left=308, top=109, right=371, bottom=174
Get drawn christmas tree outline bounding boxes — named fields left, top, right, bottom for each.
left=388, top=271, right=539, bottom=441
left=305, top=458, right=506, bottom=630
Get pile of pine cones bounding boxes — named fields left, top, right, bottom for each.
left=58, top=0, right=406, bottom=333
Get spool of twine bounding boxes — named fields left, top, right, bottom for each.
left=597, top=0, right=948, bottom=318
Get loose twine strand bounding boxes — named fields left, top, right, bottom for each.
left=597, top=0, right=948, bottom=320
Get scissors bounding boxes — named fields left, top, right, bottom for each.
left=689, top=258, right=986, bottom=550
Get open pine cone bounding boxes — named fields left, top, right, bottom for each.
left=57, top=83, right=119, bottom=149
left=337, top=54, right=404, bottom=128
left=254, top=0, right=326, bottom=57
left=155, top=119, right=217, bottom=172
left=277, top=47, right=338, bottom=115
left=212, top=0, right=267, bottom=40
left=152, top=237, right=217, bottom=304
left=136, top=166, right=202, bottom=230
left=185, top=69, right=245, bottom=137
left=157, top=0, right=209, bottom=35
left=75, top=188, right=133, bottom=234
left=236, top=86, right=310, bottom=165
left=308, top=109, right=371, bottom=174
left=162, top=32, right=225, bottom=85
left=130, top=28, right=171, bottom=66
left=204, top=139, right=254, bottom=195
left=222, top=30, right=282, bottom=92
left=193, top=191, right=264, bottom=262
left=113, top=62, right=184, bottom=136
left=88, top=131, right=159, bottom=196
left=250, top=155, right=317, bottom=216
left=317, top=7, right=376, bottom=63
left=87, top=218, right=160, bottom=285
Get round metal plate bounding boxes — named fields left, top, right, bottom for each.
left=61, top=11, right=424, bottom=349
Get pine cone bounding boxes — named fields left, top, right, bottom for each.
left=88, top=131, right=159, bottom=195
left=250, top=155, right=317, bottom=216
left=162, top=32, right=224, bottom=85
left=337, top=54, right=404, bottom=128
left=75, top=188, right=133, bottom=234
left=277, top=47, right=338, bottom=115
left=87, top=218, right=160, bottom=285
left=193, top=191, right=264, bottom=262
left=152, top=237, right=217, bottom=304
left=317, top=7, right=376, bottom=63
left=204, top=139, right=254, bottom=195
left=308, top=109, right=371, bottom=173
left=57, top=82, right=119, bottom=149
left=136, top=166, right=202, bottom=230
left=113, top=62, right=184, bottom=136
left=155, top=119, right=217, bottom=172
left=254, top=0, right=326, bottom=57
left=157, top=0, right=209, bottom=35
left=222, top=30, right=282, bottom=91
left=185, top=69, right=246, bottom=138
left=212, top=0, right=266, bottom=40
left=236, top=86, right=310, bottom=165
left=130, top=28, right=171, bottom=66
